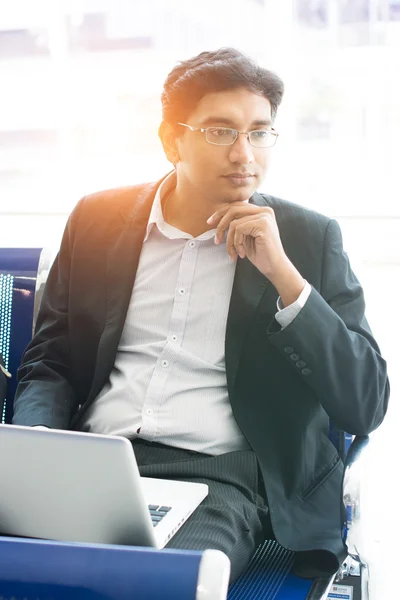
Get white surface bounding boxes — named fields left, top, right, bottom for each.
left=196, top=549, right=231, bottom=600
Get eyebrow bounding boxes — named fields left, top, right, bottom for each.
left=199, top=117, right=273, bottom=128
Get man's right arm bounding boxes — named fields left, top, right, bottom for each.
left=12, top=205, right=81, bottom=430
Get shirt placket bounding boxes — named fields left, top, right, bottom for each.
left=140, top=238, right=200, bottom=439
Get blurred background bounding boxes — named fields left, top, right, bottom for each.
left=0, top=1, right=399, bottom=597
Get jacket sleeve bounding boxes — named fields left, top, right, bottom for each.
left=12, top=201, right=84, bottom=429
left=267, top=218, right=389, bottom=435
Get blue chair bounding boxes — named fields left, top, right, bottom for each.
left=0, top=247, right=368, bottom=600
left=0, top=248, right=42, bottom=424
left=0, top=537, right=231, bottom=600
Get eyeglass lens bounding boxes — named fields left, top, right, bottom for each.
left=205, top=128, right=275, bottom=148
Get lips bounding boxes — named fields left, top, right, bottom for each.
left=223, top=173, right=256, bottom=186
left=225, top=173, right=255, bottom=178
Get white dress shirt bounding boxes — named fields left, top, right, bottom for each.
left=82, top=175, right=311, bottom=454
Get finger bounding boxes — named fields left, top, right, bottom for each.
left=214, top=212, right=240, bottom=245
left=207, top=202, right=249, bottom=226
left=216, top=208, right=262, bottom=245
left=226, top=215, right=259, bottom=259
left=226, top=219, right=238, bottom=260
left=212, top=205, right=261, bottom=243
left=232, top=218, right=267, bottom=257
left=207, top=207, right=233, bottom=232
left=209, top=204, right=274, bottom=227
left=234, top=227, right=246, bottom=259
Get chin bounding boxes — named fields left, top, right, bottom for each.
left=233, top=185, right=258, bottom=202
left=221, top=177, right=259, bottom=198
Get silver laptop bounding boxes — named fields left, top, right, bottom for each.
left=0, top=424, right=208, bottom=549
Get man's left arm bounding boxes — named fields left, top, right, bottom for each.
left=209, top=205, right=389, bottom=437
left=267, top=218, right=389, bottom=435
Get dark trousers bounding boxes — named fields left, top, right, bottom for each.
left=131, top=439, right=272, bottom=584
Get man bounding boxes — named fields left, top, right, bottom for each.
left=13, top=48, right=389, bottom=583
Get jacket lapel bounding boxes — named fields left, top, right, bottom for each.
left=225, top=192, right=277, bottom=395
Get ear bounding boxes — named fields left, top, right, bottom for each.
left=158, top=121, right=180, bottom=165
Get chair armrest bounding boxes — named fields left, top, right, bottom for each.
left=341, top=435, right=370, bottom=561
left=0, top=536, right=230, bottom=600
left=343, top=435, right=369, bottom=471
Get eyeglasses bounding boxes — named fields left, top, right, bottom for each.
left=178, top=122, right=279, bottom=148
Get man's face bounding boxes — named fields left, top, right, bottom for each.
left=175, top=88, right=274, bottom=204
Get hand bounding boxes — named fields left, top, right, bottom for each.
left=207, top=202, right=305, bottom=306
left=207, top=203, right=287, bottom=277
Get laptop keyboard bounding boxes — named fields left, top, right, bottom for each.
left=148, top=504, right=172, bottom=527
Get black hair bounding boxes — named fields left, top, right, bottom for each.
left=161, top=47, right=284, bottom=126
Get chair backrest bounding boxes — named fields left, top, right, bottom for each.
left=0, top=248, right=42, bottom=423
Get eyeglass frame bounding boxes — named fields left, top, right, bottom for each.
left=177, top=122, right=279, bottom=148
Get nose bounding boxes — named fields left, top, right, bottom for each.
left=228, top=132, right=254, bottom=164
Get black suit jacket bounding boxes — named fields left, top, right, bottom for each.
left=13, top=176, right=389, bottom=568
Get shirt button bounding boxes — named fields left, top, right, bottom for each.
left=171, top=335, right=177, bottom=342
left=189, top=241, right=196, bottom=248
left=284, top=346, right=295, bottom=354
left=178, top=288, right=186, bottom=295
left=145, top=409, right=153, bottom=415
left=296, top=360, right=307, bottom=369
left=162, top=360, right=169, bottom=368
left=301, top=368, right=312, bottom=376
left=290, top=353, right=300, bottom=361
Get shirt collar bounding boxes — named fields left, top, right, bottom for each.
left=143, top=172, right=174, bottom=243
left=143, top=171, right=217, bottom=242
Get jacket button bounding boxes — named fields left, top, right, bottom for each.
left=290, top=353, right=300, bottom=361
left=301, top=368, right=312, bottom=376
left=284, top=346, right=294, bottom=354
left=296, top=360, right=307, bottom=369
